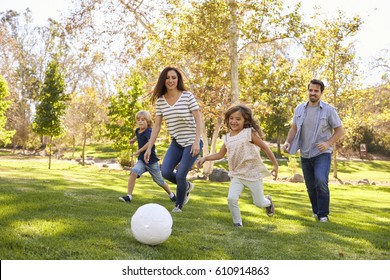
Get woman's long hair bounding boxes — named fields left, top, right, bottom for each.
left=151, top=67, right=186, bottom=103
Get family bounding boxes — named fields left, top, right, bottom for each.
left=119, top=66, right=344, bottom=226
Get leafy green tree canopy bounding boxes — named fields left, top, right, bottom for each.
left=0, top=75, right=15, bottom=146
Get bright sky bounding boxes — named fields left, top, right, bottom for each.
left=1, top=0, right=389, bottom=85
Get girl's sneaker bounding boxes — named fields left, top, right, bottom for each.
left=183, top=182, right=194, bottom=204
left=265, top=195, right=275, bottom=216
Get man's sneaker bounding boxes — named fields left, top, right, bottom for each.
left=265, top=195, right=275, bottom=217
left=312, top=213, right=318, bottom=219
left=183, top=182, right=194, bottom=205
left=319, top=216, right=329, bottom=222
left=119, top=196, right=131, bottom=202
left=172, top=206, right=182, bottom=213
left=170, top=193, right=177, bottom=202
left=234, top=223, right=243, bottom=227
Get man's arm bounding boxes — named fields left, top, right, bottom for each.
left=282, top=124, right=298, bottom=153
left=316, top=126, right=345, bottom=152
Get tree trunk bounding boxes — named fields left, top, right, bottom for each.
left=201, top=118, right=210, bottom=174
left=228, top=0, right=239, bottom=103
left=333, top=145, right=338, bottom=179
left=72, top=136, right=76, bottom=159
left=48, top=136, right=52, bottom=169
left=276, top=130, right=281, bottom=156
left=81, top=132, right=87, bottom=166
left=332, top=53, right=338, bottom=179
left=204, top=116, right=223, bottom=176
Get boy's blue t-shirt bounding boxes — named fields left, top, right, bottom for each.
left=135, top=127, right=159, bottom=164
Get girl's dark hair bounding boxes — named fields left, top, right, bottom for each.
left=224, top=105, right=265, bottom=138
left=151, top=66, right=186, bottom=103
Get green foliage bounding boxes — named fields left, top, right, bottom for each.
left=341, top=85, right=390, bottom=155
left=106, top=72, right=145, bottom=151
left=0, top=154, right=389, bottom=260
left=242, top=52, right=302, bottom=152
left=0, top=75, right=15, bottom=146
left=287, top=155, right=299, bottom=175
left=117, top=149, right=136, bottom=168
left=32, top=60, right=67, bottom=137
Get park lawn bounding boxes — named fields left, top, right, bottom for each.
left=0, top=155, right=389, bottom=260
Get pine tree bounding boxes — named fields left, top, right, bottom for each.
left=33, top=60, right=68, bottom=169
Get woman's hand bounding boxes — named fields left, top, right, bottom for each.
left=191, top=141, right=201, bottom=157
left=144, top=149, right=151, bottom=164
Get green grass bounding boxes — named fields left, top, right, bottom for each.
left=0, top=153, right=389, bottom=260
left=62, top=143, right=119, bottom=160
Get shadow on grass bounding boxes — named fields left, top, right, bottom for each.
left=0, top=160, right=389, bottom=260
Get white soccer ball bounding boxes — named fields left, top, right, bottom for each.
left=130, top=203, right=173, bottom=245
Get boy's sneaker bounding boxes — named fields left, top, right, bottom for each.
left=312, top=213, right=318, bottom=219
left=234, top=223, right=243, bottom=227
left=170, top=193, right=177, bottom=202
left=172, top=206, right=182, bottom=213
left=265, top=195, right=275, bottom=217
left=183, top=182, right=194, bottom=205
left=319, top=216, right=329, bottom=222
left=119, top=196, right=131, bottom=203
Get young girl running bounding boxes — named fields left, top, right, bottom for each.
left=197, top=105, right=278, bottom=227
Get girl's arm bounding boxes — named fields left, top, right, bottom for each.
left=144, top=115, right=162, bottom=163
left=191, top=109, right=202, bottom=157
left=251, top=132, right=278, bottom=179
left=196, top=144, right=227, bottom=168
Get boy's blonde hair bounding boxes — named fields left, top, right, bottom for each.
left=135, top=110, right=152, bottom=128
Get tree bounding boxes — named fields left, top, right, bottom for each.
left=297, top=10, right=362, bottom=178
left=0, top=9, right=43, bottom=151
left=241, top=46, right=301, bottom=154
left=33, top=60, right=67, bottom=169
left=106, top=72, right=145, bottom=151
left=227, top=0, right=306, bottom=102
left=0, top=75, right=15, bottom=146
left=64, top=87, right=107, bottom=164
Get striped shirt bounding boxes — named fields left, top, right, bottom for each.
left=156, top=91, right=200, bottom=147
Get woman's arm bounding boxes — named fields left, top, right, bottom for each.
left=144, top=115, right=162, bottom=163
left=191, top=109, right=202, bottom=157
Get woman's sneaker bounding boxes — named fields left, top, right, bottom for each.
left=319, top=216, right=329, bottom=222
left=183, top=182, right=194, bottom=205
left=172, top=206, right=182, bottom=213
left=265, top=195, right=275, bottom=217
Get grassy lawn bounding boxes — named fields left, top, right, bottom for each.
left=0, top=152, right=389, bottom=260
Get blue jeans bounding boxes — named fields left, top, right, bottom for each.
left=161, top=139, right=203, bottom=207
left=301, top=153, right=331, bottom=218
left=131, top=160, right=165, bottom=187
